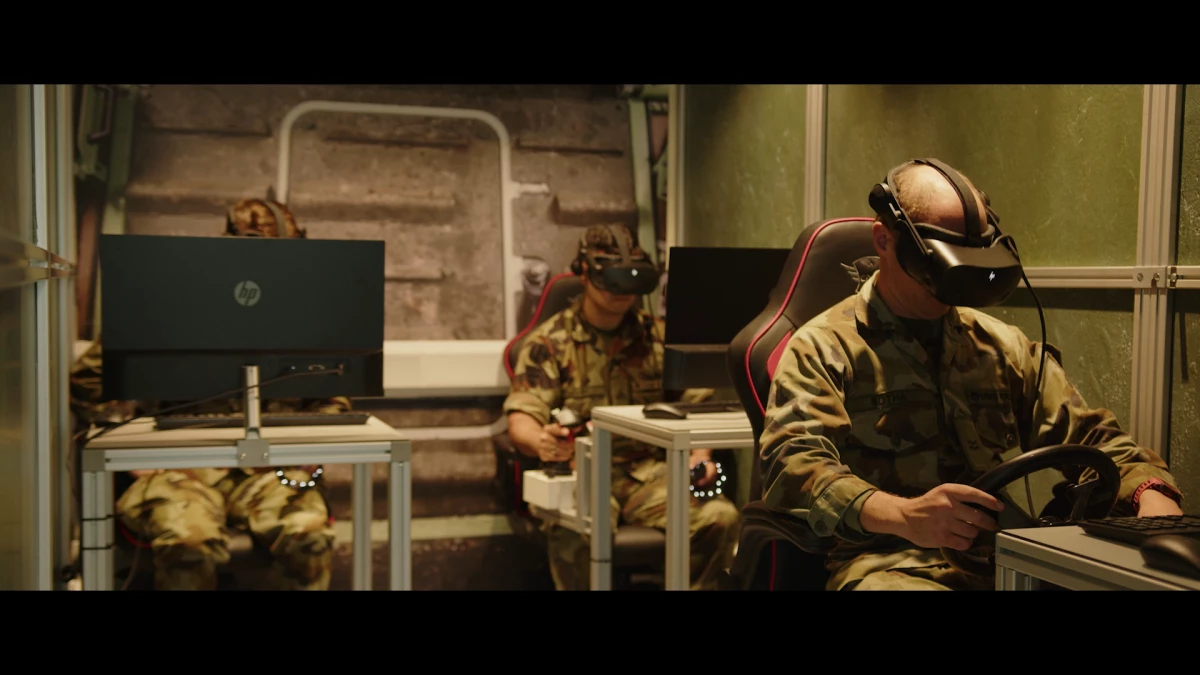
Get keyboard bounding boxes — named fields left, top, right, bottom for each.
left=1078, top=514, right=1200, bottom=546
left=154, top=411, right=372, bottom=431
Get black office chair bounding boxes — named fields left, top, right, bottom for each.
left=492, top=272, right=667, bottom=588
left=721, top=217, right=879, bottom=591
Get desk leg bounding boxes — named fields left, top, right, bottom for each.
left=996, top=564, right=1036, bottom=590
left=389, top=459, right=411, bottom=591
left=81, top=470, right=113, bottom=591
left=665, top=446, right=690, bottom=591
left=352, top=463, right=372, bottom=590
left=590, top=428, right=612, bottom=591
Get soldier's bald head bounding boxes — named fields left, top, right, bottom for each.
left=889, top=163, right=988, bottom=236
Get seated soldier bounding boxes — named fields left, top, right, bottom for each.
left=504, top=223, right=741, bottom=590
left=759, top=159, right=1184, bottom=590
left=69, top=199, right=347, bottom=591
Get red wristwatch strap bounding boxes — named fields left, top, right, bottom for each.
left=1131, top=478, right=1182, bottom=512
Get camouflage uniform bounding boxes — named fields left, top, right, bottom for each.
left=503, top=226, right=740, bottom=591
left=69, top=199, right=345, bottom=591
left=760, top=271, right=1183, bottom=591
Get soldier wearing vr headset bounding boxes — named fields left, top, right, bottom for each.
left=760, top=159, right=1184, bottom=591
left=69, top=198, right=345, bottom=591
left=504, top=224, right=741, bottom=590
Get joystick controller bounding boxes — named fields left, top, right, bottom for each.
left=546, top=407, right=588, bottom=477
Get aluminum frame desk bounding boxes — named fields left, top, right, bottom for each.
left=995, top=525, right=1200, bottom=591
left=587, top=405, right=755, bottom=591
left=79, top=416, right=412, bottom=591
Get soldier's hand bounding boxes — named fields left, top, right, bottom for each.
left=897, top=484, right=1004, bottom=551
left=535, top=423, right=573, bottom=463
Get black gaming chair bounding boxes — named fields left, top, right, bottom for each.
left=721, top=217, right=879, bottom=591
left=492, top=272, right=667, bottom=588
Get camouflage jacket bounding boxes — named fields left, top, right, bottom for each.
left=504, top=297, right=709, bottom=473
left=70, top=339, right=350, bottom=482
left=760, top=272, right=1182, bottom=581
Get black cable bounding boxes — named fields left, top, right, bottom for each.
left=85, top=366, right=343, bottom=443
left=1018, top=262, right=1048, bottom=519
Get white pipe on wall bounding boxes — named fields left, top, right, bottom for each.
left=274, top=100, right=524, bottom=339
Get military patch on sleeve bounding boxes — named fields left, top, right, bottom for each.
left=841, top=256, right=880, bottom=291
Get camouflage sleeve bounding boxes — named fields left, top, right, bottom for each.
left=502, top=336, right=562, bottom=426
left=68, top=341, right=106, bottom=427
left=759, top=327, right=878, bottom=542
left=1017, top=336, right=1182, bottom=507
left=303, top=396, right=352, bottom=413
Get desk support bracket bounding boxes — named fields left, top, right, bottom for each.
left=236, top=365, right=270, bottom=467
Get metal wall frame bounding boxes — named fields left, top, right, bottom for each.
left=679, top=84, right=1188, bottom=458
left=0, top=84, right=77, bottom=589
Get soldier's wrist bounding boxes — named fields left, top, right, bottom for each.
left=859, top=490, right=906, bottom=536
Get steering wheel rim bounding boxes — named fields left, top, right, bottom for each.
left=940, top=444, right=1121, bottom=577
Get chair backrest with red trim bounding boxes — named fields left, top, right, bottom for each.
left=503, top=273, right=585, bottom=380
left=726, top=218, right=877, bottom=500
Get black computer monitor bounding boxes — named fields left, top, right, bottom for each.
left=663, top=246, right=790, bottom=390
left=99, top=234, right=385, bottom=403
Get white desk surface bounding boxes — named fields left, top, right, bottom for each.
left=589, top=405, right=755, bottom=450
left=84, top=415, right=406, bottom=450
left=997, top=526, right=1200, bottom=590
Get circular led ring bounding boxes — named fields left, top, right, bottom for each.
left=689, top=460, right=727, bottom=499
left=277, top=466, right=323, bottom=489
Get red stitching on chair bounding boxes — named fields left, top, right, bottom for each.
left=769, top=540, right=777, bottom=591
left=743, top=218, right=874, bottom=416
left=117, top=519, right=152, bottom=549
left=503, top=272, right=576, bottom=380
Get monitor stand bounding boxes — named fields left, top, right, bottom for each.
left=235, top=365, right=271, bottom=467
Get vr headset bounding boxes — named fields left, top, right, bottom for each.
left=868, top=158, right=1023, bottom=308
left=570, top=224, right=660, bottom=295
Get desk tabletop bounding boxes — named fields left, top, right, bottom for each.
left=84, top=415, right=406, bottom=450
left=589, top=405, right=755, bottom=450
left=997, top=526, right=1200, bottom=590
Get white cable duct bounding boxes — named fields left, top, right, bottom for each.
left=275, top=99, right=546, bottom=339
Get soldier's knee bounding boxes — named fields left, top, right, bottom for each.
left=700, top=497, right=741, bottom=533
left=153, top=536, right=230, bottom=568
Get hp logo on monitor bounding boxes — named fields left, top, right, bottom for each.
left=234, top=280, right=262, bottom=307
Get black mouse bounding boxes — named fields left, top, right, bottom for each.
left=1139, top=534, right=1200, bottom=580
left=642, top=402, right=687, bottom=420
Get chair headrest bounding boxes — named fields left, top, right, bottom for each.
left=728, top=217, right=877, bottom=439
left=504, top=273, right=584, bottom=379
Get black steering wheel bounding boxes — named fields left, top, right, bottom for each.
left=941, top=444, right=1121, bottom=577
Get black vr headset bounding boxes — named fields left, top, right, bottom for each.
left=868, top=158, right=1023, bottom=308
left=570, top=224, right=660, bottom=295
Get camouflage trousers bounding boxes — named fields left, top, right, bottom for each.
left=115, top=468, right=334, bottom=591
left=829, top=549, right=993, bottom=591
left=544, top=458, right=741, bottom=591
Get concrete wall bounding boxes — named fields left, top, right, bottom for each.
left=123, top=84, right=639, bottom=340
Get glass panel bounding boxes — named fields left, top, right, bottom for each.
left=1168, top=292, right=1200, bottom=502
left=0, top=285, right=34, bottom=588
left=0, top=85, right=34, bottom=242
left=986, top=288, right=1135, bottom=427
left=683, top=85, right=808, bottom=248
left=1177, top=84, right=1200, bottom=265
left=825, top=85, right=1144, bottom=267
